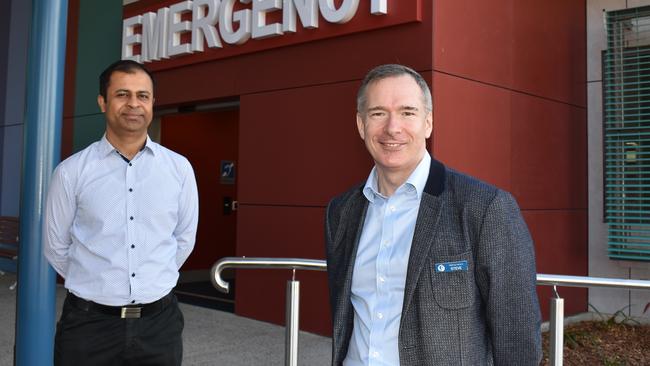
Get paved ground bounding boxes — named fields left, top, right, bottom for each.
left=0, top=273, right=331, bottom=365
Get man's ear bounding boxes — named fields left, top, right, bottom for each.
left=97, top=95, right=106, bottom=113
left=425, top=110, right=433, bottom=139
left=356, top=113, right=365, bottom=140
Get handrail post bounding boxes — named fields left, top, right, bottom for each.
left=549, top=286, right=564, bottom=366
left=285, top=274, right=300, bottom=366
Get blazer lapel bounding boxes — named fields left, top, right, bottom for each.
left=401, top=193, right=443, bottom=317
left=338, top=191, right=368, bottom=311
left=332, top=189, right=368, bottom=361
left=401, top=157, right=447, bottom=317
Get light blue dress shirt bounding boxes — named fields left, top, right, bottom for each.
left=344, top=153, right=431, bottom=366
left=43, top=135, right=199, bottom=306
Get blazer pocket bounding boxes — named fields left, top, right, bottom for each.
left=429, top=251, right=476, bottom=309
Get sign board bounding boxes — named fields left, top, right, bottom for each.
left=122, top=0, right=421, bottom=71
left=220, top=160, right=236, bottom=184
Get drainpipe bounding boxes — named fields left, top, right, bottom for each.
left=16, top=0, right=68, bottom=365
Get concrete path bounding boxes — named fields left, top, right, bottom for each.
left=0, top=273, right=331, bottom=365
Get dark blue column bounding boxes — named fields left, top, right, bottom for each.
left=16, top=0, right=68, bottom=365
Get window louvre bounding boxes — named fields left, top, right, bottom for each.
left=604, top=6, right=650, bottom=261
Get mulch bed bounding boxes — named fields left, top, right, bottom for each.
left=541, top=320, right=650, bottom=365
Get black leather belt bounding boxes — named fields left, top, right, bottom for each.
left=67, top=292, right=174, bottom=319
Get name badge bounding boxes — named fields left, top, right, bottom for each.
left=435, top=260, right=468, bottom=273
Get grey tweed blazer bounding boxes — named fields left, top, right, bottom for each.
left=325, top=157, right=542, bottom=366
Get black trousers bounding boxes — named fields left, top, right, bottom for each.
left=54, top=293, right=184, bottom=366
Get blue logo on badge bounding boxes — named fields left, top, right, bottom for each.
left=435, top=260, right=468, bottom=273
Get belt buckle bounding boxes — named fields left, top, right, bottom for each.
left=121, top=307, right=142, bottom=319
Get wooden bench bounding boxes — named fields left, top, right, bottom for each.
left=0, top=217, right=19, bottom=281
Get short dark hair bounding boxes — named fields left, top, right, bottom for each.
left=99, top=60, right=155, bottom=99
left=356, top=64, right=432, bottom=113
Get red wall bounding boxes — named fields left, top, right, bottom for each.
left=161, top=110, right=239, bottom=270
left=147, top=1, right=434, bottom=336
left=114, top=0, right=587, bottom=335
left=432, top=0, right=588, bottom=318
left=62, top=0, right=80, bottom=160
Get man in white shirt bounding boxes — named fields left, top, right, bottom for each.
left=44, top=60, right=199, bottom=366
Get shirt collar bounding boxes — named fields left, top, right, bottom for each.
left=362, top=167, right=381, bottom=203
left=98, top=135, right=115, bottom=157
left=407, top=152, right=431, bottom=199
left=363, top=152, right=431, bottom=202
left=143, top=135, right=157, bottom=155
left=98, top=134, right=157, bottom=158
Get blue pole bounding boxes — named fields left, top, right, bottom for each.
left=16, top=0, right=68, bottom=365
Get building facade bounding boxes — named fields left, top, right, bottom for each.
left=11, top=0, right=647, bottom=337
left=0, top=0, right=30, bottom=218
left=587, top=0, right=650, bottom=319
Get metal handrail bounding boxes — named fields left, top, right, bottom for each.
left=210, top=257, right=327, bottom=366
left=211, top=257, right=327, bottom=293
left=211, top=258, right=650, bottom=292
left=537, top=273, right=650, bottom=290
left=210, top=257, right=650, bottom=366
left=536, top=273, right=650, bottom=366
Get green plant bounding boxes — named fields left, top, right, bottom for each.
left=563, top=328, right=599, bottom=349
left=588, top=303, right=641, bottom=326
left=564, top=330, right=580, bottom=349
left=602, top=356, right=624, bottom=366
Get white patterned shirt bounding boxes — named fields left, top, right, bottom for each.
left=44, top=135, right=198, bottom=306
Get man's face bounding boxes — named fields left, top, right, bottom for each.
left=97, top=70, right=154, bottom=137
left=357, top=75, right=432, bottom=177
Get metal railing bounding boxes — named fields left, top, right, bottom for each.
left=211, top=258, right=326, bottom=366
left=211, top=257, right=650, bottom=366
left=536, top=274, right=650, bottom=365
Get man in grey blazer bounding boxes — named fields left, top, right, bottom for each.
left=325, top=64, right=542, bottom=365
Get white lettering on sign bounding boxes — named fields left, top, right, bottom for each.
left=219, top=0, right=252, bottom=45
left=142, top=8, right=169, bottom=61
left=370, top=0, right=387, bottom=15
left=192, top=0, right=222, bottom=52
left=319, top=0, right=358, bottom=24
left=252, top=0, right=282, bottom=39
left=123, top=0, right=388, bottom=63
left=282, top=0, right=318, bottom=33
left=168, top=1, right=193, bottom=57
left=122, top=15, right=142, bottom=60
